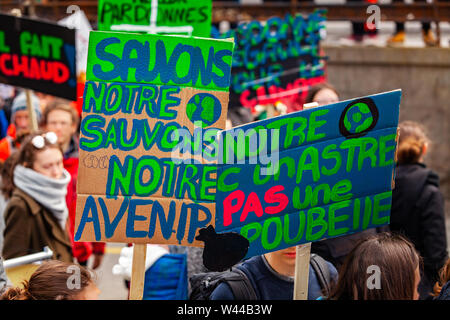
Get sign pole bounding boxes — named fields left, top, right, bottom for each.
left=25, top=89, right=38, bottom=132
left=293, top=101, right=319, bottom=300
left=11, top=8, right=39, bottom=133
left=129, top=243, right=147, bottom=300
left=293, top=242, right=311, bottom=300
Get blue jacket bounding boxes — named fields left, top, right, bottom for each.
left=434, top=281, right=450, bottom=300
left=210, top=255, right=337, bottom=300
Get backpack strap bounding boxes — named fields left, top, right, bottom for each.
left=310, top=253, right=331, bottom=297
left=224, top=268, right=258, bottom=300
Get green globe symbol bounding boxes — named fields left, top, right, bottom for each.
left=343, top=102, right=374, bottom=134
left=186, top=93, right=222, bottom=128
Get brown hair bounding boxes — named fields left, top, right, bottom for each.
left=432, top=258, right=450, bottom=297
left=0, top=260, right=95, bottom=300
left=1, top=131, right=63, bottom=197
left=305, top=82, right=340, bottom=104
left=397, top=121, right=430, bottom=165
left=40, top=98, right=79, bottom=128
left=328, top=233, right=421, bottom=300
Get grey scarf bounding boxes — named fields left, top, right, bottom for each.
left=13, top=165, right=71, bottom=230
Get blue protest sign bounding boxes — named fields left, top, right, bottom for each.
left=214, top=90, right=401, bottom=259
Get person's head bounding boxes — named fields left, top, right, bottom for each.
left=329, top=233, right=421, bottom=300
left=18, top=131, right=64, bottom=179
left=397, top=121, right=430, bottom=165
left=1, top=132, right=64, bottom=196
left=10, top=92, right=41, bottom=131
left=264, top=246, right=297, bottom=277
left=2, top=131, right=64, bottom=196
left=305, top=83, right=340, bottom=106
left=41, top=99, right=79, bottom=150
left=0, top=260, right=100, bottom=300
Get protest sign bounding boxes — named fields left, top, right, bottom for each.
left=0, top=13, right=77, bottom=100
left=214, top=90, right=401, bottom=259
left=74, top=30, right=234, bottom=247
left=212, top=11, right=326, bottom=112
left=98, top=0, right=212, bottom=37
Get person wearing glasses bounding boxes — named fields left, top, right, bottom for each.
left=2, top=131, right=73, bottom=262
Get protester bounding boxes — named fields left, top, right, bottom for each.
left=0, top=91, right=41, bottom=162
left=433, top=258, right=450, bottom=300
left=328, top=233, right=421, bottom=300
left=2, top=131, right=73, bottom=262
left=0, top=260, right=100, bottom=300
left=390, top=121, right=448, bottom=299
left=113, top=244, right=188, bottom=300
left=41, top=99, right=105, bottom=268
left=305, top=82, right=340, bottom=107
left=210, top=246, right=338, bottom=300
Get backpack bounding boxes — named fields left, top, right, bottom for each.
left=189, top=267, right=258, bottom=300
left=189, top=254, right=332, bottom=300
left=310, top=253, right=332, bottom=298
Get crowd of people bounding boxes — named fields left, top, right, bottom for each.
left=0, top=80, right=448, bottom=301
left=0, top=87, right=104, bottom=299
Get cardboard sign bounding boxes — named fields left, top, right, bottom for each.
left=0, top=13, right=77, bottom=100
left=212, top=11, right=326, bottom=112
left=98, top=0, right=212, bottom=37
left=215, top=90, right=401, bottom=258
left=74, top=31, right=234, bottom=245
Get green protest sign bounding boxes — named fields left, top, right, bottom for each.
left=74, top=30, right=234, bottom=246
left=86, top=31, right=232, bottom=91
left=98, top=0, right=212, bottom=37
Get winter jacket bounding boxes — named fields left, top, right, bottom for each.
left=390, top=163, right=448, bottom=299
left=64, top=137, right=105, bottom=263
left=3, top=188, right=73, bottom=262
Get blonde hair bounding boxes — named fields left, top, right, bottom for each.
left=397, top=121, right=430, bottom=165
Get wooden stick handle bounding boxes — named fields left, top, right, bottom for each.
left=25, top=89, right=38, bottom=132
left=129, top=244, right=147, bottom=300
left=293, top=242, right=311, bottom=300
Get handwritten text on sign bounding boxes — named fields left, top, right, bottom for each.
left=212, top=11, right=326, bottom=111
left=98, top=0, right=212, bottom=37
left=215, top=90, right=401, bottom=258
left=74, top=31, right=234, bottom=245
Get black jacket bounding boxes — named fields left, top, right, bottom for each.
left=390, top=163, right=448, bottom=299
